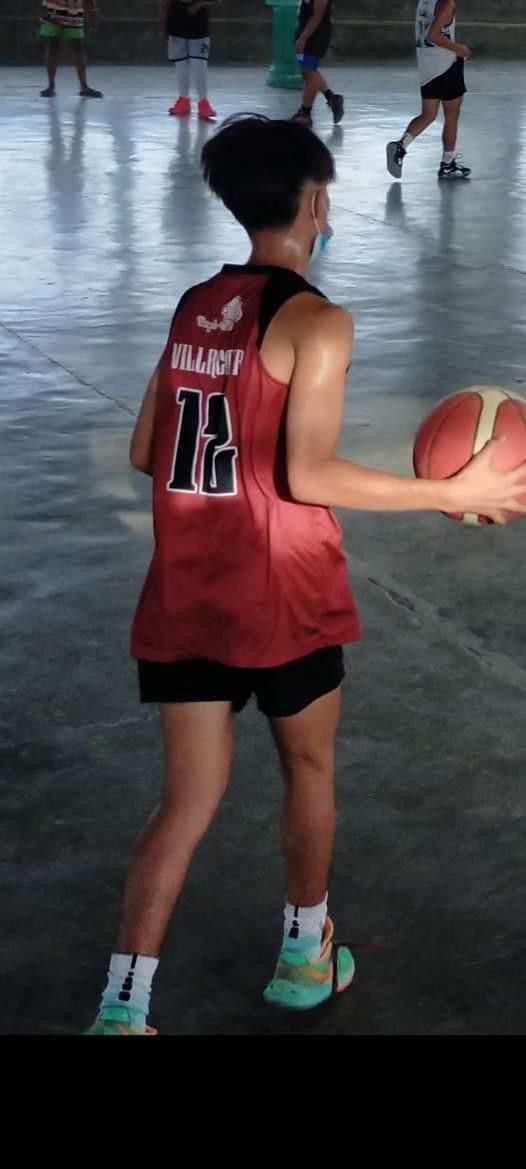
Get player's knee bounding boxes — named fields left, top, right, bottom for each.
left=160, top=782, right=225, bottom=840
left=282, top=743, right=333, bottom=783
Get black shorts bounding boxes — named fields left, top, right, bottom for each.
left=420, top=58, right=466, bottom=101
left=297, top=15, right=331, bottom=64
left=137, top=646, right=345, bottom=719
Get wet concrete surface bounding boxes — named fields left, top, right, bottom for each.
left=1, top=65, right=526, bottom=1035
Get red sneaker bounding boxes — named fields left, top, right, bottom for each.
left=198, top=98, right=217, bottom=121
left=169, top=97, right=191, bottom=117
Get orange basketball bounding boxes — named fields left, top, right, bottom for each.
left=413, top=386, right=526, bottom=525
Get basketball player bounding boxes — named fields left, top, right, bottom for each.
left=386, top=0, right=470, bottom=180
left=293, top=0, right=344, bottom=127
left=161, top=0, right=219, bottom=120
left=40, top=1, right=102, bottom=99
left=86, top=116, right=526, bottom=1035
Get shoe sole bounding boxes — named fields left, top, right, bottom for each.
left=438, top=173, right=471, bottom=180
left=263, top=971, right=354, bottom=1012
left=263, top=947, right=355, bottom=1012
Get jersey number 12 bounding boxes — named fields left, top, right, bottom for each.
left=168, top=387, right=238, bottom=496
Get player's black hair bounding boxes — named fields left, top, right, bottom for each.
left=201, top=114, right=335, bottom=233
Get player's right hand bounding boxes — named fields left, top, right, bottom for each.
left=457, top=44, right=472, bottom=59
left=449, top=437, right=526, bottom=524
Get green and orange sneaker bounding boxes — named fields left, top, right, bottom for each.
left=263, top=917, right=355, bottom=1011
left=84, top=1006, right=157, bottom=1036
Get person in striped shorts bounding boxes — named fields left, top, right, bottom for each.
left=40, top=1, right=103, bottom=98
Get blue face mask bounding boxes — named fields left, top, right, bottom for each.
left=310, top=224, right=334, bottom=265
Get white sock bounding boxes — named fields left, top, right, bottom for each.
left=442, top=150, right=455, bottom=164
left=101, top=952, right=159, bottom=1021
left=190, top=57, right=208, bottom=101
left=283, top=896, right=328, bottom=961
left=401, top=132, right=413, bottom=150
left=177, top=57, right=190, bottom=99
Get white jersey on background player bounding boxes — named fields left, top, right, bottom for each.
left=386, top=1, right=471, bottom=181
left=416, top=0, right=456, bottom=85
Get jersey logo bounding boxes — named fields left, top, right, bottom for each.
left=197, top=296, right=243, bottom=335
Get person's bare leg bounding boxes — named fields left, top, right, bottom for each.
left=41, top=39, right=60, bottom=96
left=442, top=95, right=463, bottom=153
left=271, top=688, right=341, bottom=907
left=73, top=41, right=102, bottom=96
left=404, top=97, right=440, bottom=143
left=302, top=68, right=327, bottom=111
left=118, top=701, right=234, bottom=956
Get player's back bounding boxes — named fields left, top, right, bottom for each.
left=131, top=265, right=360, bottom=668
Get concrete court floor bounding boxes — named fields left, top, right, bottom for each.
left=1, top=63, right=526, bottom=1037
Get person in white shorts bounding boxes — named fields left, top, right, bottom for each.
left=386, top=1, right=471, bottom=180
left=160, top=0, right=219, bottom=120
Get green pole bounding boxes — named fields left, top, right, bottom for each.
left=266, top=0, right=303, bottom=90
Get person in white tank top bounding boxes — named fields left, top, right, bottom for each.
left=386, top=1, right=472, bottom=181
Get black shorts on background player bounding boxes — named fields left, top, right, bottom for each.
left=420, top=57, right=466, bottom=100
left=296, top=0, right=332, bottom=66
left=165, top=0, right=209, bottom=39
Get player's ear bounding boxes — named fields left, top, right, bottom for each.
left=311, top=188, right=329, bottom=233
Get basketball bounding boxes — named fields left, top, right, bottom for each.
left=413, top=387, right=526, bottom=525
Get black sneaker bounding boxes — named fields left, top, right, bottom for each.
left=329, top=93, right=345, bottom=125
left=386, top=140, right=406, bottom=179
left=79, top=86, right=103, bottom=98
left=291, top=108, right=313, bottom=128
left=438, top=158, right=471, bottom=180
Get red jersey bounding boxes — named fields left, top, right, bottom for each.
left=131, top=265, right=361, bottom=668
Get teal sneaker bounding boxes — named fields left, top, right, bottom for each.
left=263, top=917, right=355, bottom=1011
left=84, top=1005, right=157, bottom=1036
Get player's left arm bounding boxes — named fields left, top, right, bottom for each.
left=130, top=367, right=160, bottom=475
left=428, top=0, right=471, bottom=57
left=85, top=0, right=99, bottom=27
left=296, top=0, right=330, bottom=52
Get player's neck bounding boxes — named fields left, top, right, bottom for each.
left=248, top=235, right=310, bottom=278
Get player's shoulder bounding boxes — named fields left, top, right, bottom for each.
left=288, top=291, right=353, bottom=343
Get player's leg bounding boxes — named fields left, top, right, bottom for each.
left=274, top=689, right=340, bottom=908
left=292, top=67, right=321, bottom=126
left=386, top=98, right=439, bottom=178
left=257, top=649, right=355, bottom=1011
left=86, top=699, right=235, bottom=1035
left=313, top=67, right=344, bottom=126
left=119, top=701, right=234, bottom=955
left=40, top=27, right=60, bottom=97
left=72, top=36, right=102, bottom=97
left=293, top=63, right=343, bottom=127
left=168, top=37, right=191, bottom=115
left=190, top=38, right=217, bottom=121
left=439, top=96, right=471, bottom=179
